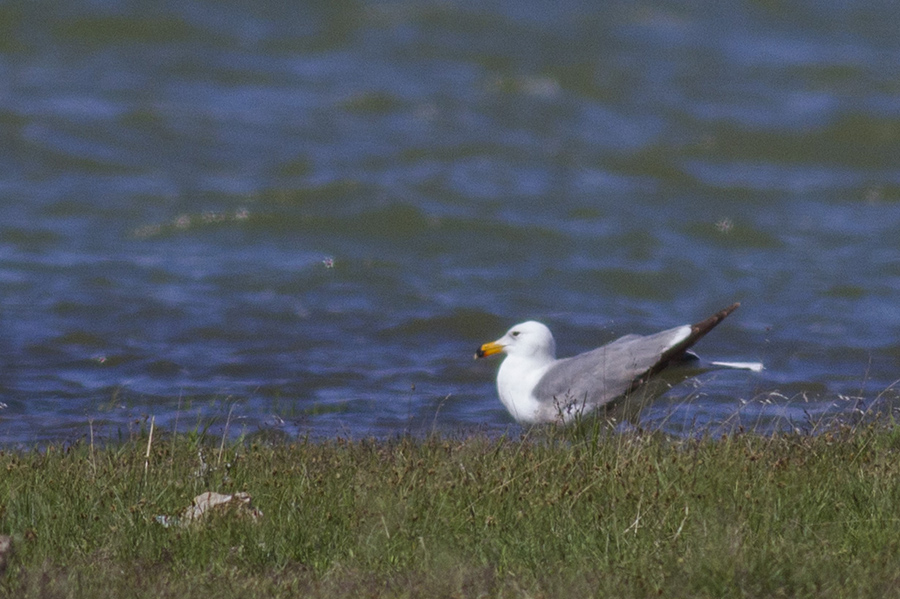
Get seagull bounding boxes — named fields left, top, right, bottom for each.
left=475, top=303, right=762, bottom=424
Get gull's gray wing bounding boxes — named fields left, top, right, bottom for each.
left=532, top=325, right=691, bottom=411
left=532, top=303, right=740, bottom=417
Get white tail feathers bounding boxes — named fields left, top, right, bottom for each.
left=710, top=361, right=764, bottom=373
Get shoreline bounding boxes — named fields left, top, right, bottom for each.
left=2, top=420, right=899, bottom=597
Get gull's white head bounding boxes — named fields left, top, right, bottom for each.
left=475, top=321, right=557, bottom=362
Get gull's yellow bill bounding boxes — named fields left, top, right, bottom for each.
left=474, top=341, right=504, bottom=359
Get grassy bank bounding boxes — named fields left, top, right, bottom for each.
left=2, top=421, right=900, bottom=598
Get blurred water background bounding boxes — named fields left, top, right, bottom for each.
left=1, top=0, right=900, bottom=444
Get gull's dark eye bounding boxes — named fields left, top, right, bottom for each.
left=511, top=331, right=520, bottom=338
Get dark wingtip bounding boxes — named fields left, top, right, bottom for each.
left=626, top=302, right=743, bottom=396
left=691, top=302, right=740, bottom=336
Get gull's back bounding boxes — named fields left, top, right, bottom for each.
left=531, top=325, right=692, bottom=419
left=530, top=303, right=742, bottom=421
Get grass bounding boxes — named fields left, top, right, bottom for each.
left=3, top=418, right=900, bottom=598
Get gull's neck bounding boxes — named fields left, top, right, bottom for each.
left=496, top=354, right=555, bottom=424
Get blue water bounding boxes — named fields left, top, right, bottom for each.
left=2, top=0, right=900, bottom=444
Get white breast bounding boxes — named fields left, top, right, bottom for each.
left=496, top=356, right=553, bottom=424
